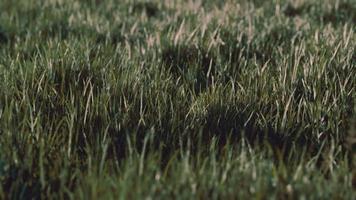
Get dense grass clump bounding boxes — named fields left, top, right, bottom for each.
left=0, top=0, right=355, bottom=199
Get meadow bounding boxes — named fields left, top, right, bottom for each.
left=0, top=0, right=355, bottom=199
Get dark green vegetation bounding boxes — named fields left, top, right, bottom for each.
left=0, top=0, right=355, bottom=199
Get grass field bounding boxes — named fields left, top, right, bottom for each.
left=0, top=0, right=355, bottom=199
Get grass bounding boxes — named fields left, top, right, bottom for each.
left=0, top=0, right=355, bottom=199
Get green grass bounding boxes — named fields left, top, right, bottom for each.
left=0, top=0, right=355, bottom=199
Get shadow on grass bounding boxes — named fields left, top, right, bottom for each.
left=219, top=25, right=303, bottom=68
left=1, top=144, right=78, bottom=199
left=189, top=101, right=319, bottom=162
left=131, top=2, right=160, bottom=18
left=50, top=60, right=104, bottom=97
left=283, top=1, right=356, bottom=26
left=90, top=93, right=326, bottom=169
left=161, top=44, right=216, bottom=93
left=322, top=2, right=356, bottom=25
left=0, top=26, right=8, bottom=45
left=218, top=29, right=269, bottom=66
left=282, top=3, right=311, bottom=17
left=217, top=27, right=295, bottom=70
left=39, top=20, right=70, bottom=40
